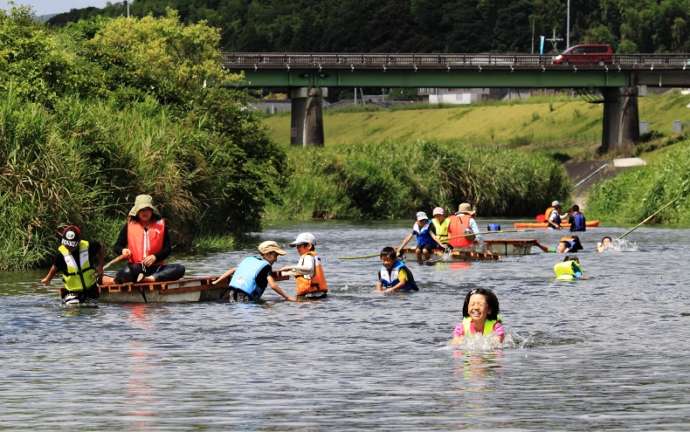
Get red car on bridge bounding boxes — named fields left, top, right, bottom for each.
left=552, top=44, right=614, bottom=65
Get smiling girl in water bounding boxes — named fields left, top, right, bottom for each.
left=451, top=288, right=505, bottom=345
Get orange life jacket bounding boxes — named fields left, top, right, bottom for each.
left=295, top=251, right=329, bottom=297
left=544, top=207, right=555, bottom=221
left=127, top=219, right=166, bottom=264
left=448, top=214, right=474, bottom=248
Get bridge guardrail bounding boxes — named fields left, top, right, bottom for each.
left=222, top=52, right=690, bottom=70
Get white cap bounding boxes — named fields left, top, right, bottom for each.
left=289, top=232, right=317, bottom=247
left=416, top=211, right=428, bottom=221
left=432, top=207, right=445, bottom=216
left=552, top=200, right=560, bottom=207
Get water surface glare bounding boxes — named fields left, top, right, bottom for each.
left=2, top=221, right=689, bottom=430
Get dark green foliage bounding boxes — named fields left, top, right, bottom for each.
left=49, top=0, right=690, bottom=53
left=0, top=9, right=284, bottom=269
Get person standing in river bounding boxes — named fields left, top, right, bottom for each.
left=112, top=194, right=185, bottom=284
left=447, top=203, right=481, bottom=250
left=568, top=205, right=587, bottom=232
left=40, top=225, right=104, bottom=306
left=214, top=241, right=296, bottom=303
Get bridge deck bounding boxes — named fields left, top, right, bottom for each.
left=223, top=53, right=690, bottom=71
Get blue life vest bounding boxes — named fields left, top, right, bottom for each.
left=229, top=256, right=271, bottom=298
left=570, top=213, right=586, bottom=232
left=379, top=260, right=418, bottom=291
left=413, top=222, right=435, bottom=248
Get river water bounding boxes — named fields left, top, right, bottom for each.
left=1, top=220, right=689, bottom=431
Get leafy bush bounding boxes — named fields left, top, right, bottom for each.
left=267, top=140, right=571, bottom=221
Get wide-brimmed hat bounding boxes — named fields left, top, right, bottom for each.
left=416, top=211, right=429, bottom=221
left=289, top=232, right=316, bottom=247
left=129, top=194, right=160, bottom=217
left=258, top=241, right=287, bottom=256
left=552, top=200, right=561, bottom=207
left=457, top=202, right=476, bottom=215
left=432, top=207, right=445, bottom=216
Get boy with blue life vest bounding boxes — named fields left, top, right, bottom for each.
left=40, top=225, right=104, bottom=306
left=280, top=232, right=329, bottom=299
left=397, top=211, right=442, bottom=261
left=213, top=241, right=296, bottom=303
left=568, top=204, right=587, bottom=232
left=554, top=256, right=584, bottom=281
left=451, top=288, right=504, bottom=345
left=375, top=247, right=418, bottom=293
left=556, top=235, right=583, bottom=253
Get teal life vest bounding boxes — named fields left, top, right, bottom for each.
left=229, top=256, right=271, bottom=297
left=379, top=260, right=418, bottom=291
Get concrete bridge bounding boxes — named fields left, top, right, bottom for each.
left=222, top=52, right=690, bottom=151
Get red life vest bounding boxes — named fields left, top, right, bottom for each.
left=448, top=214, right=474, bottom=249
left=127, top=219, right=166, bottom=264
left=295, top=251, right=329, bottom=297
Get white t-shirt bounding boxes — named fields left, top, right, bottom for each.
left=294, top=254, right=316, bottom=278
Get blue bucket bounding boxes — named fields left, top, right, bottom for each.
left=487, top=223, right=501, bottom=232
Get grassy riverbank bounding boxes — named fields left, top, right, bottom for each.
left=587, top=138, right=690, bottom=225
left=263, top=91, right=690, bottom=160
left=262, top=91, right=690, bottom=223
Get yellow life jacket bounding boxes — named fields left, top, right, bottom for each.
left=295, top=251, right=329, bottom=297
left=462, top=317, right=498, bottom=336
left=59, top=240, right=98, bottom=292
left=432, top=218, right=450, bottom=243
left=554, top=260, right=583, bottom=281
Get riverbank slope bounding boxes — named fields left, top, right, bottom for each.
left=263, top=91, right=690, bottom=223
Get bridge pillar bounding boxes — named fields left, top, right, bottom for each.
left=599, top=86, right=640, bottom=154
left=290, top=87, right=326, bottom=146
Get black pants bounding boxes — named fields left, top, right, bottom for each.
left=114, top=263, right=186, bottom=284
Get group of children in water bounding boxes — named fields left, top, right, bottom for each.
left=41, top=194, right=620, bottom=346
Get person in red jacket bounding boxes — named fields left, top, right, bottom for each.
left=113, top=194, right=185, bottom=284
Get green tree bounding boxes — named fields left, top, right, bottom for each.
left=86, top=10, right=232, bottom=107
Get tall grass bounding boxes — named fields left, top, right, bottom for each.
left=0, top=89, right=284, bottom=270
left=587, top=140, right=690, bottom=225
left=265, top=140, right=570, bottom=221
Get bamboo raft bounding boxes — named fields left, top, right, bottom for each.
left=61, top=277, right=226, bottom=304
left=400, top=247, right=499, bottom=262
left=483, top=239, right=549, bottom=256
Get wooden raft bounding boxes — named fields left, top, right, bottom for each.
left=400, top=247, right=499, bottom=262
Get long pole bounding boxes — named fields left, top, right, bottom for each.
left=618, top=196, right=681, bottom=240
left=566, top=0, right=571, bottom=49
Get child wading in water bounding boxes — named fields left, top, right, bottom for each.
left=280, top=232, right=329, bottom=299
left=376, top=246, right=418, bottom=293
left=597, top=236, right=614, bottom=253
left=451, top=288, right=504, bottom=345
left=554, top=255, right=584, bottom=281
